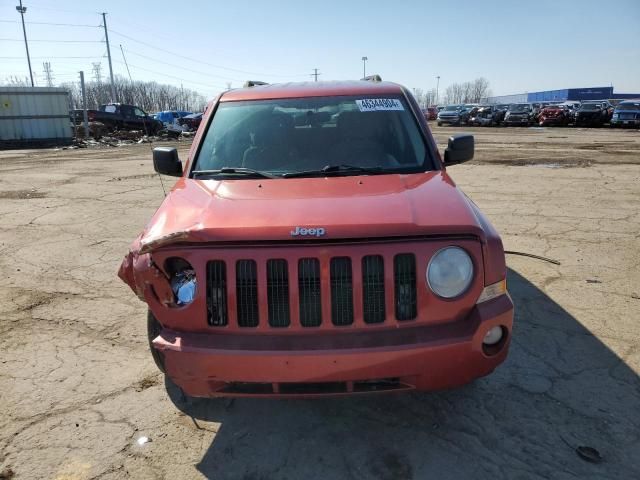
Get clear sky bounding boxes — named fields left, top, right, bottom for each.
left=2, top=0, right=639, bottom=99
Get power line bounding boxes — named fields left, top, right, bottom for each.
left=111, top=60, right=227, bottom=91
left=108, top=29, right=308, bottom=78
left=0, top=56, right=99, bottom=59
left=0, top=38, right=102, bottom=43
left=121, top=48, right=244, bottom=83
left=0, top=19, right=100, bottom=27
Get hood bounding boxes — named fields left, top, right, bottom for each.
left=135, top=172, right=484, bottom=252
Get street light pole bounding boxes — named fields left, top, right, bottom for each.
left=361, top=56, right=368, bottom=78
left=16, top=0, right=34, bottom=87
left=436, top=75, right=440, bottom=105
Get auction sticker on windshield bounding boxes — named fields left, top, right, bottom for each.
left=356, top=98, right=404, bottom=112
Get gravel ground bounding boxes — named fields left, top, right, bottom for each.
left=1, top=126, right=639, bottom=479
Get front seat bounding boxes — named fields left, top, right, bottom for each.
left=242, top=115, right=294, bottom=171
left=329, top=111, right=389, bottom=167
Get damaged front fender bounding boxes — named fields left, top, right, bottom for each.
left=118, top=243, right=174, bottom=306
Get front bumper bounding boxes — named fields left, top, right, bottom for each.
left=503, top=118, right=529, bottom=126
left=438, top=116, right=461, bottom=124
left=610, top=118, right=640, bottom=127
left=153, top=294, right=514, bottom=397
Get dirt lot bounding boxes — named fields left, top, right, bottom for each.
left=1, top=126, right=639, bottom=479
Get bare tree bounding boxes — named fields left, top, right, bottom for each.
left=443, top=78, right=492, bottom=104
left=470, top=77, right=491, bottom=103
left=60, top=75, right=209, bottom=113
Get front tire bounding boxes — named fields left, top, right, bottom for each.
left=147, top=310, right=166, bottom=373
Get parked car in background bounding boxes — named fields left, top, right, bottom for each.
left=155, top=110, right=193, bottom=130
left=610, top=100, right=640, bottom=128
left=178, top=112, right=204, bottom=131
left=574, top=100, right=613, bottom=127
left=470, top=105, right=501, bottom=126
left=503, top=103, right=533, bottom=126
left=70, top=103, right=162, bottom=134
left=437, top=104, right=473, bottom=126
left=538, top=104, right=570, bottom=126
left=423, top=106, right=438, bottom=121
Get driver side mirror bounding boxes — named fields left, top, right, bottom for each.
left=444, top=134, right=474, bottom=166
left=153, top=147, right=183, bottom=177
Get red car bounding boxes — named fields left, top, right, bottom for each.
left=119, top=79, right=513, bottom=398
left=423, top=106, right=438, bottom=121
left=538, top=105, right=569, bottom=126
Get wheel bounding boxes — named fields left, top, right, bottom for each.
left=147, top=310, right=166, bottom=373
left=437, top=122, right=442, bottom=127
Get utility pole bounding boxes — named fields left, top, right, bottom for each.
left=92, top=62, right=102, bottom=83
left=101, top=12, right=117, bottom=102
left=43, top=62, right=53, bottom=87
left=79, top=71, right=89, bottom=139
left=435, top=75, right=440, bottom=105
left=361, top=56, right=368, bottom=78
left=310, top=68, right=321, bottom=82
left=16, top=1, right=34, bottom=87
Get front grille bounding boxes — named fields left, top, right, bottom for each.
left=298, top=258, right=322, bottom=327
left=394, top=254, right=417, bottom=321
left=330, top=257, right=354, bottom=326
left=206, top=250, right=424, bottom=328
left=267, top=259, right=290, bottom=327
left=362, top=255, right=385, bottom=324
left=206, top=261, right=228, bottom=326
left=236, top=260, right=259, bottom=327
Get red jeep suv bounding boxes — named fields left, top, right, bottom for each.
left=118, top=79, right=514, bottom=398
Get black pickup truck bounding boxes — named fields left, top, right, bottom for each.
left=71, top=103, right=163, bottom=134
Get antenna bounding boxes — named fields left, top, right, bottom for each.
left=92, top=62, right=102, bottom=83
left=42, top=61, right=53, bottom=87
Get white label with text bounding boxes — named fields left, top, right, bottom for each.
left=356, top=98, right=404, bottom=112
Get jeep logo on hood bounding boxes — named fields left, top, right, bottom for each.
left=291, top=226, right=326, bottom=237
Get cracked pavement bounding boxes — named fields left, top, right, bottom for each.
left=1, top=126, right=639, bottom=479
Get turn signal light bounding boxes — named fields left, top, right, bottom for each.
left=476, top=279, right=507, bottom=304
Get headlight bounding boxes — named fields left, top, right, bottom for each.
left=612, top=113, right=619, bottom=119
left=166, top=257, right=196, bottom=305
left=427, top=247, right=474, bottom=298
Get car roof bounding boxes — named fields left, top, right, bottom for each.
left=221, top=80, right=404, bottom=102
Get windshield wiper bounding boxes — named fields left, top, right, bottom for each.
left=282, top=164, right=386, bottom=178
left=192, top=167, right=278, bottom=179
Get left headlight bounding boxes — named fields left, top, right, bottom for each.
left=166, top=257, right=197, bottom=305
left=427, top=247, right=474, bottom=298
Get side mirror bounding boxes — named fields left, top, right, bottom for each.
left=153, top=147, right=182, bottom=177
left=444, top=134, right=474, bottom=166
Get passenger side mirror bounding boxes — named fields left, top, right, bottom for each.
left=444, top=134, right=474, bottom=166
left=153, top=147, right=183, bottom=177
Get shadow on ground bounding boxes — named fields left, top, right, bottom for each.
left=165, top=268, right=640, bottom=480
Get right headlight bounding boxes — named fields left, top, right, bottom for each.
left=427, top=247, right=474, bottom=298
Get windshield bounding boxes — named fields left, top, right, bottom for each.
left=580, top=103, right=602, bottom=111
left=443, top=105, right=460, bottom=111
left=193, top=95, right=431, bottom=177
left=617, top=102, right=640, bottom=111
left=509, top=104, right=531, bottom=113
